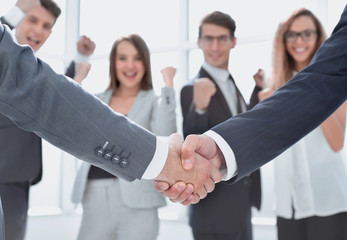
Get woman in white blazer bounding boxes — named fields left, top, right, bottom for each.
left=71, top=34, right=177, bottom=240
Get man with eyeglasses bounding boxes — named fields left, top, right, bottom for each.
left=180, top=11, right=262, bottom=240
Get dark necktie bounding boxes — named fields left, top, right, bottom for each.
left=229, top=75, right=243, bottom=114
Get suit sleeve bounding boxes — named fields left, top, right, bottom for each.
left=150, top=87, right=177, bottom=136
left=65, top=61, right=76, bottom=79
left=248, top=85, right=262, bottom=110
left=0, top=24, right=157, bottom=181
left=213, top=5, right=347, bottom=182
left=0, top=197, right=4, bottom=240
left=181, top=85, right=209, bottom=138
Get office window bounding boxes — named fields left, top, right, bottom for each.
left=79, top=0, right=180, bottom=54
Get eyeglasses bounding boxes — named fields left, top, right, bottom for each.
left=200, top=35, right=232, bottom=46
left=284, top=30, right=317, bottom=42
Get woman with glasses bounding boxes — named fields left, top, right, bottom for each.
left=254, top=8, right=347, bottom=240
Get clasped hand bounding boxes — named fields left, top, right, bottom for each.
left=154, top=133, right=225, bottom=206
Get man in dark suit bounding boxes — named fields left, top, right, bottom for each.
left=0, top=1, right=94, bottom=239
left=180, top=11, right=261, bottom=240
left=156, top=5, right=347, bottom=206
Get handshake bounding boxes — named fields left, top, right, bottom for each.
left=153, top=133, right=226, bottom=206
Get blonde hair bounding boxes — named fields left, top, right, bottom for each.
left=271, top=8, right=326, bottom=90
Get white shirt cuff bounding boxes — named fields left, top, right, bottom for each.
left=3, top=6, right=24, bottom=27
left=195, top=108, right=206, bottom=115
left=75, top=53, right=90, bottom=63
left=141, top=136, right=168, bottom=179
left=204, top=130, right=238, bottom=181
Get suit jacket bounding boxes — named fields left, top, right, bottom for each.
left=72, top=87, right=176, bottom=208
left=0, top=16, right=42, bottom=184
left=0, top=17, right=77, bottom=184
left=0, top=24, right=157, bottom=181
left=181, top=67, right=261, bottom=233
left=212, top=5, right=347, bottom=184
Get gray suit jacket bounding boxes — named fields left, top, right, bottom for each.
left=0, top=15, right=42, bottom=184
left=0, top=24, right=157, bottom=181
left=72, top=88, right=176, bottom=208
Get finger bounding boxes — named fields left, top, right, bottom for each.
left=170, top=183, right=194, bottom=203
left=180, top=194, right=195, bottom=206
left=195, top=184, right=207, bottom=200
left=203, top=177, right=215, bottom=195
left=161, top=182, right=187, bottom=199
left=181, top=135, right=200, bottom=170
left=209, top=164, right=223, bottom=183
left=153, top=180, right=170, bottom=193
left=191, top=195, right=201, bottom=204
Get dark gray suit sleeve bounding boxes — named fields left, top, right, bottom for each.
left=0, top=197, right=4, bottom=240
left=0, top=24, right=156, bottom=181
left=213, top=5, right=347, bottom=182
left=181, top=85, right=209, bottom=138
left=65, top=61, right=76, bottom=79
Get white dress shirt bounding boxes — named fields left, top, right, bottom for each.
left=274, top=127, right=347, bottom=219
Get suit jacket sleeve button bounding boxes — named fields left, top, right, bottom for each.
left=111, top=154, right=120, bottom=164
left=103, top=151, right=113, bottom=161
left=119, top=158, right=129, bottom=168
left=95, top=147, right=104, bottom=157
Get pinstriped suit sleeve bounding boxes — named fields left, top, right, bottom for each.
left=212, top=5, right=347, bottom=182
left=0, top=24, right=157, bottom=181
left=0, top=197, right=4, bottom=240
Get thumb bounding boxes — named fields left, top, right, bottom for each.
left=181, top=135, right=201, bottom=170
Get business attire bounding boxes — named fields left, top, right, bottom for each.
left=207, top=5, right=347, bottom=183
left=0, top=3, right=347, bottom=235
left=181, top=63, right=261, bottom=240
left=72, top=87, right=176, bottom=240
left=0, top=13, right=81, bottom=239
left=0, top=198, right=4, bottom=240
left=273, top=127, right=347, bottom=240
left=0, top=13, right=42, bottom=240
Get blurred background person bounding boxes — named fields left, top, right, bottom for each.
left=180, top=11, right=262, bottom=240
left=71, top=34, right=177, bottom=240
left=254, top=8, right=347, bottom=240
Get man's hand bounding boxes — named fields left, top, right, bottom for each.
left=154, top=134, right=225, bottom=205
left=154, top=133, right=222, bottom=200
left=154, top=181, right=200, bottom=205
left=16, top=0, right=40, bottom=13
left=77, top=35, right=96, bottom=57
left=193, top=78, right=216, bottom=111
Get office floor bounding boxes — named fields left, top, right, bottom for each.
left=25, top=213, right=277, bottom=240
